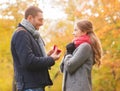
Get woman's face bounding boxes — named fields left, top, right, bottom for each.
left=73, top=24, right=86, bottom=38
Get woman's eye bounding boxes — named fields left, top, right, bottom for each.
left=74, top=29, right=77, bottom=31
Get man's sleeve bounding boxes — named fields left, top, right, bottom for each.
left=15, top=31, right=55, bottom=70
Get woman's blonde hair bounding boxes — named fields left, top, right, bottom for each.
left=76, top=19, right=102, bottom=66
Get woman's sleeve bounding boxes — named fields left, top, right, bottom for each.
left=63, top=43, right=92, bottom=74
left=60, top=54, right=72, bottom=73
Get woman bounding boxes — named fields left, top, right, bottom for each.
left=60, top=20, right=102, bottom=91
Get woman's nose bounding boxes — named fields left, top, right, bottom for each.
left=72, top=32, right=75, bottom=35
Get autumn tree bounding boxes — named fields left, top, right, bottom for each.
left=0, top=0, right=120, bottom=91
left=44, top=0, right=120, bottom=91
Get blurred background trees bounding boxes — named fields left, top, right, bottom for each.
left=0, top=0, right=120, bottom=91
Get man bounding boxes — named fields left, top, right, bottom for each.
left=11, top=6, right=60, bottom=91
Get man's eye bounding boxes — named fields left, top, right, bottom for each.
left=39, top=18, right=43, bottom=21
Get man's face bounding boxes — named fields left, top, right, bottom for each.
left=30, top=12, right=43, bottom=30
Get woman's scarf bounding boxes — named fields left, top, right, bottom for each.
left=73, top=34, right=91, bottom=48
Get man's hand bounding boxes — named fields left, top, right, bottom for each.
left=50, top=48, right=61, bottom=61
left=47, top=49, right=54, bottom=56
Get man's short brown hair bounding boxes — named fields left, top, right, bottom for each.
left=25, top=6, right=43, bottom=19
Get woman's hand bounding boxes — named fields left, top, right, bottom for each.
left=66, top=42, right=76, bottom=54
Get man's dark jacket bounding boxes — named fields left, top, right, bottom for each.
left=11, top=24, right=55, bottom=90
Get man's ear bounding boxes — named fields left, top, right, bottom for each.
left=27, top=15, right=33, bottom=21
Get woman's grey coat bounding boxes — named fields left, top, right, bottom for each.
left=60, top=43, right=94, bottom=91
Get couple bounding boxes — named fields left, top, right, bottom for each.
left=11, top=6, right=102, bottom=91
